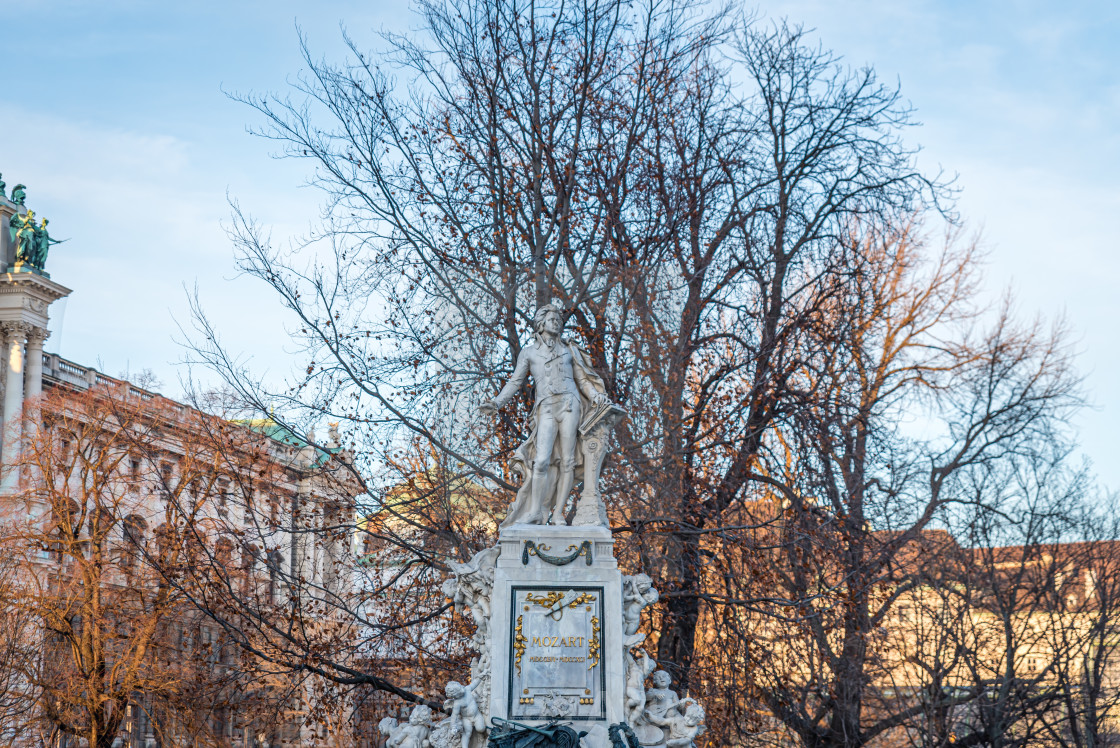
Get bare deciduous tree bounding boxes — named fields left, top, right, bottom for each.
left=700, top=216, right=1083, bottom=747
left=0, top=382, right=267, bottom=747
left=187, top=3, right=951, bottom=723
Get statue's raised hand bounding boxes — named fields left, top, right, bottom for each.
left=479, top=400, right=499, bottom=416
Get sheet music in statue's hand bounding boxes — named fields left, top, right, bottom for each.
left=579, top=401, right=625, bottom=436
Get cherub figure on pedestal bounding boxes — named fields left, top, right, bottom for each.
left=446, top=546, right=499, bottom=638
left=647, top=699, right=706, bottom=748
left=445, top=680, right=486, bottom=748
left=624, top=649, right=657, bottom=725
left=643, top=670, right=679, bottom=724
left=622, top=574, right=659, bottom=648
left=379, top=705, right=434, bottom=748
left=444, top=545, right=499, bottom=715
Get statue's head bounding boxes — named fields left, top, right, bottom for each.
left=533, top=303, right=563, bottom=337
left=409, top=705, right=433, bottom=726
left=446, top=680, right=465, bottom=698
left=652, top=670, right=671, bottom=688
left=378, top=717, right=397, bottom=736
left=685, top=702, right=705, bottom=726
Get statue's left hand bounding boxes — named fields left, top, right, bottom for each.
left=593, top=392, right=611, bottom=407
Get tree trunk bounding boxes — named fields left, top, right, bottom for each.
left=658, top=533, right=702, bottom=691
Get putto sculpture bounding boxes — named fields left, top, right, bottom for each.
left=442, top=545, right=500, bottom=725
left=622, top=574, right=659, bottom=648
left=481, top=304, right=622, bottom=527
left=643, top=670, right=679, bottom=724
left=445, top=680, right=487, bottom=748
left=647, top=699, right=706, bottom=748
left=446, top=546, right=500, bottom=638
left=379, top=705, right=434, bottom=748
left=624, top=649, right=657, bottom=725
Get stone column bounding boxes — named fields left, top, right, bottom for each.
left=0, top=322, right=30, bottom=491
left=24, top=328, right=48, bottom=400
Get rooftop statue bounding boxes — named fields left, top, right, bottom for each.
left=480, top=303, right=619, bottom=527
left=10, top=184, right=26, bottom=205
left=10, top=210, right=37, bottom=265
left=32, top=217, right=64, bottom=268
left=8, top=211, right=63, bottom=270
left=0, top=173, right=6, bottom=199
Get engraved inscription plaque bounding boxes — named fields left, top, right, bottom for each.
left=508, top=585, right=605, bottom=721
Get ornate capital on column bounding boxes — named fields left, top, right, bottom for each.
left=25, top=327, right=50, bottom=348
left=0, top=321, right=32, bottom=344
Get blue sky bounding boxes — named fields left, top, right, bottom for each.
left=1, top=0, right=1117, bottom=487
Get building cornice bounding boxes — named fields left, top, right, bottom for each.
left=0, top=272, right=72, bottom=303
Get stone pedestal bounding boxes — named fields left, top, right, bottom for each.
left=489, top=524, right=625, bottom=746
left=571, top=403, right=625, bottom=528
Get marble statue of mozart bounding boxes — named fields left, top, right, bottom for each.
left=480, top=303, right=611, bottom=527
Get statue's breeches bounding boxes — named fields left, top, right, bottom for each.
left=532, top=394, right=582, bottom=474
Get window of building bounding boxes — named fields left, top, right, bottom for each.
left=121, top=514, right=147, bottom=569
left=267, top=549, right=285, bottom=601
left=159, top=461, right=174, bottom=496
left=128, top=456, right=141, bottom=491
left=215, top=536, right=234, bottom=566
left=57, top=437, right=73, bottom=468
left=217, top=479, right=230, bottom=518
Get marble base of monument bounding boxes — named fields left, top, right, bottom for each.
left=489, top=523, right=625, bottom=748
